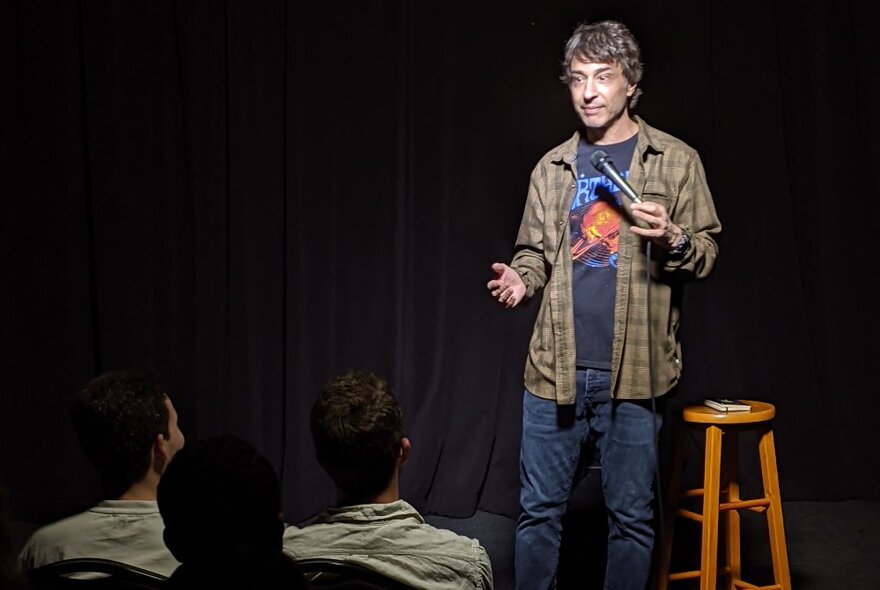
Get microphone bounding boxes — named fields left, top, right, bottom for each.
left=590, top=150, right=642, bottom=204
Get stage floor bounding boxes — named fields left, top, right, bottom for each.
left=426, top=500, right=880, bottom=590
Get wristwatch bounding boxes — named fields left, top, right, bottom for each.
left=668, top=230, right=691, bottom=258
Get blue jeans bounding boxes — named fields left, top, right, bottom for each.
left=515, top=369, right=661, bottom=590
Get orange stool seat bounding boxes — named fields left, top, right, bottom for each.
left=657, top=400, right=792, bottom=590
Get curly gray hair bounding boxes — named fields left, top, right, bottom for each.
left=560, top=20, right=644, bottom=110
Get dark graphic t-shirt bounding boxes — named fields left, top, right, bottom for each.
left=571, top=133, right=637, bottom=369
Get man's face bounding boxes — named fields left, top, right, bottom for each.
left=568, top=56, right=636, bottom=141
left=162, top=396, right=185, bottom=462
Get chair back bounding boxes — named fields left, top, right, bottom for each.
left=297, top=557, right=417, bottom=590
left=25, top=558, right=168, bottom=590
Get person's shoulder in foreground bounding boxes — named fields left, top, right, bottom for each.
left=285, top=498, right=492, bottom=589
left=18, top=500, right=176, bottom=576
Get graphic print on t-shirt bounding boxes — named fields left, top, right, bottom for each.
left=570, top=173, right=625, bottom=268
left=571, top=134, right=637, bottom=369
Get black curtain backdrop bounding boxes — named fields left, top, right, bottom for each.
left=2, top=0, right=879, bottom=529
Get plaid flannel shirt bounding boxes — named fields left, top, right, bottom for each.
left=510, top=116, right=722, bottom=404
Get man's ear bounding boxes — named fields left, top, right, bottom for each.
left=153, top=434, right=171, bottom=474
left=399, top=436, right=412, bottom=467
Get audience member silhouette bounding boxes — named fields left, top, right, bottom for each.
left=18, top=370, right=184, bottom=576
left=283, top=369, right=494, bottom=590
left=157, top=434, right=310, bottom=589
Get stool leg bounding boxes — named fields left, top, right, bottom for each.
left=656, top=418, right=685, bottom=590
left=758, top=427, right=792, bottom=590
left=721, top=431, right=741, bottom=590
left=700, top=425, right=723, bottom=590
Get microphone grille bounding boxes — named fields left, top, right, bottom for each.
left=590, top=150, right=609, bottom=168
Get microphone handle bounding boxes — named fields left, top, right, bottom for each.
left=600, top=163, right=642, bottom=204
left=595, top=160, right=651, bottom=231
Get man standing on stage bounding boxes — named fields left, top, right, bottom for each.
left=487, top=19, right=722, bottom=590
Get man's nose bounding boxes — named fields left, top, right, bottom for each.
left=582, top=80, right=597, bottom=99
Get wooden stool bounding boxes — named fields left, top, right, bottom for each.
left=656, top=400, right=792, bottom=590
